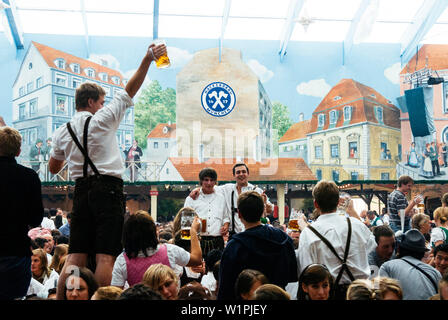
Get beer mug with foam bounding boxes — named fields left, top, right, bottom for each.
left=180, top=209, right=195, bottom=240
left=288, top=210, right=300, bottom=232
left=153, top=39, right=171, bottom=68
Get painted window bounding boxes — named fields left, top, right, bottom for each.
left=55, top=95, right=67, bottom=115
left=19, top=103, right=26, bottom=120
left=72, top=78, right=81, bottom=88
left=27, top=82, right=33, bottom=93
left=375, top=106, right=384, bottom=123
left=332, top=170, right=339, bottom=182
left=343, top=106, right=352, bottom=121
left=29, top=99, right=37, bottom=116
left=316, top=169, right=322, bottom=180
left=330, top=143, right=339, bottom=158
left=318, top=114, right=325, bottom=127
left=349, top=141, right=358, bottom=158
left=329, top=110, right=338, bottom=125
left=315, top=145, right=323, bottom=159
left=55, top=58, right=65, bottom=69
left=36, top=77, right=43, bottom=89
left=55, top=73, right=66, bottom=86
left=72, top=64, right=80, bottom=73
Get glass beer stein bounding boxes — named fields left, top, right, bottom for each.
left=153, top=39, right=171, bottom=68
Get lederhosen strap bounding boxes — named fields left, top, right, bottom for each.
left=308, top=217, right=355, bottom=285
left=66, top=116, right=100, bottom=177
left=231, top=190, right=236, bottom=233
left=401, top=258, right=438, bottom=292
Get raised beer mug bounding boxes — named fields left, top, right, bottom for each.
left=288, top=210, right=300, bottom=232
left=180, top=209, right=195, bottom=240
left=153, top=39, right=171, bottom=68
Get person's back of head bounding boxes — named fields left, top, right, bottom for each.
left=75, top=82, right=105, bottom=110
left=122, top=210, right=158, bottom=259
left=0, top=126, right=21, bottom=157
left=434, top=207, right=448, bottom=225
left=118, top=283, right=162, bottom=300
left=372, top=225, right=395, bottom=244
left=237, top=191, right=264, bottom=222
left=442, top=193, right=448, bottom=208
left=377, top=277, right=403, bottom=300
left=178, top=281, right=214, bottom=300
left=91, top=286, right=123, bottom=300
left=252, top=284, right=290, bottom=300
left=311, top=180, right=339, bottom=213
left=235, top=269, right=269, bottom=300
left=346, top=279, right=380, bottom=300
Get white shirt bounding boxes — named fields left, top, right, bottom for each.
left=41, top=217, right=55, bottom=230
left=218, top=183, right=271, bottom=233
left=430, top=227, right=447, bottom=248
left=111, top=243, right=190, bottom=287
left=298, top=212, right=376, bottom=284
left=27, top=270, right=59, bottom=298
left=184, top=188, right=229, bottom=236
left=201, top=272, right=217, bottom=293
left=51, top=91, right=133, bottom=179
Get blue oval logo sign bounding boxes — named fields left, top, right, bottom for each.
left=201, top=82, right=236, bottom=117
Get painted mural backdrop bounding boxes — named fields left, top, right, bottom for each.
left=2, top=33, right=448, bottom=182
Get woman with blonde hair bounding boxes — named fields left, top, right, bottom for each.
left=29, top=248, right=59, bottom=297
left=346, top=279, right=380, bottom=300
left=376, top=277, right=403, bottom=300
left=431, top=207, right=448, bottom=248
left=142, top=263, right=179, bottom=300
left=49, top=244, right=68, bottom=274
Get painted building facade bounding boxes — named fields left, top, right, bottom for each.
left=176, top=47, right=273, bottom=162
left=12, top=41, right=134, bottom=162
left=308, top=79, right=401, bottom=181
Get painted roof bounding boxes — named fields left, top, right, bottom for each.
left=309, top=78, right=400, bottom=132
left=278, top=120, right=311, bottom=143
left=147, top=123, right=177, bottom=139
left=32, top=41, right=124, bottom=87
left=167, top=157, right=316, bottom=181
left=400, top=44, right=448, bottom=74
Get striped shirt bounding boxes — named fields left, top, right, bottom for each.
left=387, top=189, right=409, bottom=227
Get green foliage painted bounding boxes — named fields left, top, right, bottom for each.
left=134, top=80, right=176, bottom=149
left=272, top=101, right=293, bottom=139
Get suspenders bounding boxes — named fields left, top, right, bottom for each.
left=66, top=116, right=100, bottom=177
left=307, top=217, right=355, bottom=285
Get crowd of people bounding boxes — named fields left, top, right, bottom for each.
left=1, top=42, right=448, bottom=302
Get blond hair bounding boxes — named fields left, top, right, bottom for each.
left=32, top=248, right=51, bottom=278
left=377, top=277, right=403, bottom=300
left=142, top=263, right=178, bottom=293
left=92, top=286, right=123, bottom=300
left=411, top=213, right=430, bottom=230
left=346, top=279, right=379, bottom=300
left=434, top=207, right=448, bottom=224
left=0, top=126, right=21, bottom=157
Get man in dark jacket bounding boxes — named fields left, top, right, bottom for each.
left=217, top=191, right=297, bottom=300
left=0, top=126, right=44, bottom=299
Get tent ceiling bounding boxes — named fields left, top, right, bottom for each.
left=2, top=0, right=448, bottom=62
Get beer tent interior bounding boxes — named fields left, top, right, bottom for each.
left=1, top=0, right=448, bottom=220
